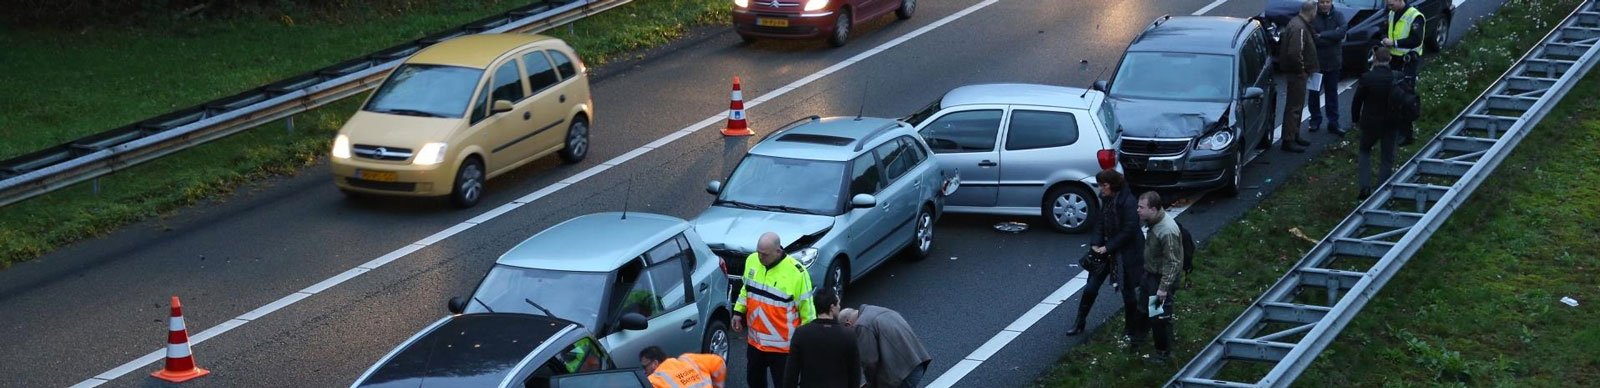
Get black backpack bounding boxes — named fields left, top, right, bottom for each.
left=1391, top=76, right=1421, bottom=122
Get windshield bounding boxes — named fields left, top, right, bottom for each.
left=363, top=64, right=484, bottom=119
left=1110, top=52, right=1234, bottom=102
left=1336, top=0, right=1381, bottom=9
left=467, top=265, right=608, bottom=329
left=719, top=155, right=846, bottom=215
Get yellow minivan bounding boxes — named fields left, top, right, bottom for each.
left=331, top=33, right=593, bottom=208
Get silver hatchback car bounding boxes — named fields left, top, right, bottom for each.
left=449, top=212, right=733, bottom=367
left=906, top=83, right=1122, bottom=233
left=694, top=116, right=949, bottom=296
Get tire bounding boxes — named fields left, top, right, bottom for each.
left=1044, top=185, right=1096, bottom=234
left=449, top=157, right=485, bottom=208
left=702, top=319, right=731, bottom=360
left=338, top=188, right=367, bottom=199
left=823, top=258, right=847, bottom=298
left=1220, top=150, right=1243, bottom=197
left=895, top=0, right=915, bottom=20
left=827, top=9, right=852, bottom=48
left=902, top=206, right=934, bottom=261
left=1427, top=14, right=1451, bottom=52
left=558, top=118, right=589, bottom=164
left=738, top=32, right=757, bottom=44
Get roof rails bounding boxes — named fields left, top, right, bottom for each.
left=853, top=122, right=906, bottom=152
left=759, top=115, right=823, bottom=142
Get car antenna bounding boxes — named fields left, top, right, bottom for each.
left=621, top=177, right=634, bottom=220
left=1080, top=60, right=1107, bottom=99
left=856, top=79, right=870, bottom=120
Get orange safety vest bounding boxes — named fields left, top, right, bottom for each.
left=678, top=353, right=727, bottom=388
left=733, top=253, right=817, bottom=353
left=648, top=356, right=717, bottom=388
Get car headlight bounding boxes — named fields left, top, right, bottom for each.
left=803, top=0, right=828, bottom=11
left=1195, top=130, right=1234, bottom=152
left=332, top=135, right=352, bottom=159
left=791, top=247, right=820, bottom=268
left=413, top=143, right=448, bottom=165
left=734, top=0, right=748, bottom=7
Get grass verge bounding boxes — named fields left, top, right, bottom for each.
left=1036, top=0, right=1599, bottom=385
left=0, top=0, right=731, bottom=268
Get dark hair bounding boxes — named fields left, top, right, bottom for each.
left=1096, top=169, right=1125, bottom=192
left=1373, top=47, right=1392, bottom=64
left=639, top=346, right=669, bottom=363
left=815, top=289, right=840, bottom=312
left=1139, top=191, right=1164, bottom=209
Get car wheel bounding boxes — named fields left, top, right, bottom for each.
left=903, top=206, right=934, bottom=261
left=1220, top=150, right=1243, bottom=197
left=702, top=319, right=731, bottom=360
left=1044, top=185, right=1096, bottom=234
left=1427, top=14, right=1451, bottom=52
left=738, top=32, right=757, bottom=44
left=827, top=9, right=851, bottom=47
left=558, top=118, right=589, bottom=164
left=338, top=188, right=367, bottom=199
left=823, top=258, right=846, bottom=298
left=449, top=157, right=485, bottom=208
left=895, top=0, right=915, bottom=20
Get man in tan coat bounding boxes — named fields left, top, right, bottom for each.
left=1280, top=0, right=1321, bottom=153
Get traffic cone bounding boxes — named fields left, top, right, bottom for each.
left=722, top=76, right=754, bottom=137
left=151, top=296, right=210, bottom=383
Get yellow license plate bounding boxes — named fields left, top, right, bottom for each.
left=357, top=170, right=398, bottom=182
left=756, top=17, right=789, bottom=27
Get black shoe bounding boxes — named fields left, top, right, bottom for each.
left=1358, top=189, right=1371, bottom=201
left=1295, top=138, right=1312, bottom=147
left=1147, top=351, right=1173, bottom=365
left=1330, top=126, right=1348, bottom=137
left=1066, top=326, right=1085, bottom=336
left=1281, top=144, right=1306, bottom=153
left=1309, top=121, right=1322, bottom=132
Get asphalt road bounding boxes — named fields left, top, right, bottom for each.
left=0, top=0, right=1505, bottom=386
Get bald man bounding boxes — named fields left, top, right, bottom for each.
left=733, top=231, right=816, bottom=387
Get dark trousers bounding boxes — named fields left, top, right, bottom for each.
left=1390, top=54, right=1421, bottom=141
left=747, top=347, right=788, bottom=388
left=1138, top=273, right=1177, bottom=353
left=1358, top=126, right=1398, bottom=192
left=899, top=361, right=930, bottom=388
left=1308, top=70, right=1342, bottom=129
left=1283, top=72, right=1309, bottom=146
left=1078, top=261, right=1147, bottom=342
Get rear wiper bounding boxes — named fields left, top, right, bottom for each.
left=375, top=108, right=444, bottom=118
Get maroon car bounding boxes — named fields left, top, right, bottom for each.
left=732, top=0, right=915, bottom=47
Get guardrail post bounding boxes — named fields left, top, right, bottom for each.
left=285, top=116, right=295, bottom=134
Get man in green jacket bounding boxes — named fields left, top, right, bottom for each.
left=1137, top=191, right=1185, bottom=364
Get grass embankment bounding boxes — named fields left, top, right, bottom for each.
left=0, top=0, right=730, bottom=267
left=1037, top=0, right=1599, bottom=385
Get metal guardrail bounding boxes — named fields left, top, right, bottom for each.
left=0, top=0, right=634, bottom=209
left=1169, top=1, right=1600, bottom=386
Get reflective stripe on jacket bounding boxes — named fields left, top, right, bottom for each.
left=732, top=252, right=816, bottom=353
left=1388, top=7, right=1426, bottom=56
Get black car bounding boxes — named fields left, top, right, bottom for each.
left=352, top=313, right=648, bottom=388
left=1094, top=15, right=1278, bottom=196
left=1262, top=0, right=1455, bottom=73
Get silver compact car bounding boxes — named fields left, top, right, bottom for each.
left=906, top=83, right=1122, bottom=233
left=448, top=212, right=733, bottom=368
left=694, top=116, right=949, bottom=296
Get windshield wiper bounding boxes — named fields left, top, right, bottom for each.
left=474, top=297, right=496, bottom=313
left=374, top=108, right=444, bottom=118
left=772, top=205, right=823, bottom=215
left=714, top=199, right=775, bottom=211
left=524, top=298, right=557, bottom=319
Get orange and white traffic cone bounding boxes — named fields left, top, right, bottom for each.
left=151, top=296, right=209, bottom=383
left=722, top=76, right=754, bottom=137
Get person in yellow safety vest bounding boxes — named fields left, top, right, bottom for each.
left=732, top=232, right=816, bottom=388
left=640, top=346, right=726, bottom=388
left=1381, top=0, right=1426, bottom=146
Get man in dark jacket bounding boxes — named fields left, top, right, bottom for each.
left=1279, top=0, right=1321, bottom=153
left=1309, top=0, right=1348, bottom=135
left=1350, top=48, right=1400, bottom=200
left=783, top=291, right=860, bottom=388
left=1069, top=170, right=1146, bottom=347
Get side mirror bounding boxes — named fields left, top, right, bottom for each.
left=491, top=100, right=514, bottom=114
left=619, top=312, right=649, bottom=331
left=1092, top=80, right=1109, bottom=92
left=448, top=296, right=467, bottom=314
left=850, top=194, right=877, bottom=209
left=706, top=181, right=723, bottom=195
left=1242, top=87, right=1265, bottom=100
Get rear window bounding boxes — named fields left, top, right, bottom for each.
left=1005, top=110, right=1079, bottom=151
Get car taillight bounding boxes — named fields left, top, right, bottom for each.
left=1097, top=149, right=1117, bottom=170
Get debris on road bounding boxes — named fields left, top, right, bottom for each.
left=1561, top=296, right=1579, bottom=307
left=994, top=222, right=1028, bottom=233
left=1289, top=227, right=1318, bottom=244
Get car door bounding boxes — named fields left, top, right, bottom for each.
left=473, top=59, right=529, bottom=172
left=996, top=108, right=1089, bottom=209
left=841, top=153, right=886, bottom=271
left=599, top=246, right=698, bottom=367
left=1240, top=27, right=1270, bottom=149
left=916, top=107, right=1005, bottom=208
left=867, top=138, right=918, bottom=266
left=509, top=49, right=568, bottom=164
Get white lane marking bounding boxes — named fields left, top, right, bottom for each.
left=74, top=0, right=1008, bottom=385
left=1194, top=0, right=1230, bottom=15
left=1454, top=0, right=1466, bottom=8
